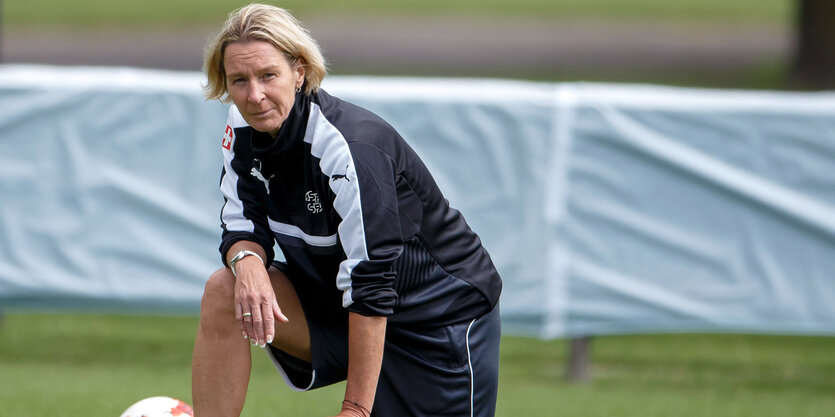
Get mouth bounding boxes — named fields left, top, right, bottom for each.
left=250, top=108, right=274, bottom=118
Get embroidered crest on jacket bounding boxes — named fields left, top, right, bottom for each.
left=306, top=191, right=322, bottom=213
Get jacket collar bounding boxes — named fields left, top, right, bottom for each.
left=250, top=89, right=311, bottom=173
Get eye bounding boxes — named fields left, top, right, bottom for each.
left=262, top=73, right=277, bottom=80
left=230, top=77, right=246, bottom=85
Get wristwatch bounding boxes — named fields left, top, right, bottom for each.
left=229, top=250, right=264, bottom=277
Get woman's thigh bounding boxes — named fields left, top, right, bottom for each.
left=267, top=265, right=312, bottom=362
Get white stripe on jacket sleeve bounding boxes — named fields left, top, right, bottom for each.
left=306, top=103, right=369, bottom=308
left=220, top=105, right=255, bottom=233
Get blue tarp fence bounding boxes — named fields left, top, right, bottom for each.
left=2, top=65, right=834, bottom=338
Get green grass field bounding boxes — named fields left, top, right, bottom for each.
left=1, top=313, right=833, bottom=416
left=6, top=0, right=790, bottom=27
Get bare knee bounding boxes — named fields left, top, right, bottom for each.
left=199, top=268, right=237, bottom=332
left=203, top=267, right=236, bottom=304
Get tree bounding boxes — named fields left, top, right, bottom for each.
left=791, top=0, right=835, bottom=89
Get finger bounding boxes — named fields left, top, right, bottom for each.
left=273, top=299, right=289, bottom=323
left=251, top=303, right=265, bottom=347
left=235, top=303, right=248, bottom=340
left=262, top=302, right=274, bottom=345
left=242, top=309, right=255, bottom=344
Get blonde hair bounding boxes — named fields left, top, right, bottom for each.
left=203, top=3, right=326, bottom=100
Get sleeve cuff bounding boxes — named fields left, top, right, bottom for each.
left=219, top=231, right=275, bottom=267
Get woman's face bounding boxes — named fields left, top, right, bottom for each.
left=224, top=40, right=305, bottom=137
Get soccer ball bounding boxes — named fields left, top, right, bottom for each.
left=119, top=396, right=194, bottom=417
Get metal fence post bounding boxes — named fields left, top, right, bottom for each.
left=566, top=336, right=593, bottom=383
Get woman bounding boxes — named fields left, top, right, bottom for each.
left=192, top=4, right=502, bottom=417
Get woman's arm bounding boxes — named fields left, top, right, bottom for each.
left=218, top=105, right=277, bottom=268
left=336, top=312, right=387, bottom=417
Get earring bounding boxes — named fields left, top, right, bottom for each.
left=296, top=85, right=302, bottom=93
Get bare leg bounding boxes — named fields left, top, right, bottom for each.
left=192, top=268, right=251, bottom=417
left=191, top=266, right=311, bottom=417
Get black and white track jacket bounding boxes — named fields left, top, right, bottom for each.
left=219, top=89, right=501, bottom=325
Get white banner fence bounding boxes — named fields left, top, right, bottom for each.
left=2, top=65, right=834, bottom=338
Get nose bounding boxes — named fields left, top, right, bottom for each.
left=247, top=81, right=264, bottom=104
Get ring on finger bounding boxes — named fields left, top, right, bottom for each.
left=242, top=312, right=252, bottom=318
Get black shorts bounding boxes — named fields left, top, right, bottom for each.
left=264, top=262, right=501, bottom=417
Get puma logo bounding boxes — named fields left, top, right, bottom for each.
left=332, top=165, right=350, bottom=182
left=250, top=159, right=274, bottom=194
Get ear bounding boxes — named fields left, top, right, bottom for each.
left=295, top=59, right=306, bottom=86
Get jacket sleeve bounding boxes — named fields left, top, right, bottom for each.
left=218, top=106, right=276, bottom=266
left=330, top=142, right=401, bottom=317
